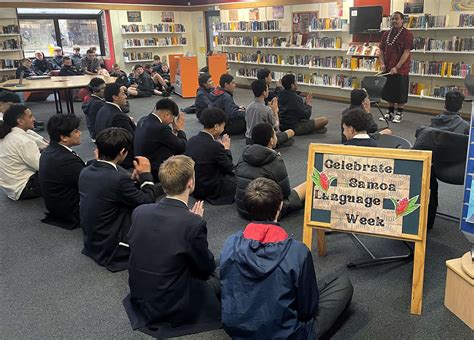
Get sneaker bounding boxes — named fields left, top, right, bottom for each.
left=379, top=113, right=393, bottom=122
left=392, top=113, right=403, bottom=123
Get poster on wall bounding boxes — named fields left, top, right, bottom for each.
left=273, top=6, right=284, bottom=20
left=404, top=0, right=424, bottom=14
left=162, top=12, right=175, bottom=23
left=229, top=9, right=238, bottom=22
left=451, top=0, right=474, bottom=11
left=127, top=11, right=142, bottom=23
left=249, top=8, right=260, bottom=21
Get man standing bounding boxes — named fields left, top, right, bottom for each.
left=79, top=128, right=157, bottom=272
left=379, top=11, right=414, bottom=123
left=39, top=114, right=85, bottom=229
left=134, top=98, right=186, bottom=182
left=123, top=155, right=221, bottom=338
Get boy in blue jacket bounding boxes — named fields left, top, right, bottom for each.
left=220, top=178, right=353, bottom=339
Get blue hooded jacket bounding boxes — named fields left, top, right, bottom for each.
left=220, top=222, right=319, bottom=339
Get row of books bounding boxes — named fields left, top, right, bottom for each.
left=459, top=14, right=474, bottom=28
left=121, top=24, right=185, bottom=33
left=0, top=59, right=19, bottom=69
left=409, top=82, right=467, bottom=98
left=123, top=51, right=153, bottom=62
left=347, top=45, right=379, bottom=56
left=309, top=18, right=347, bottom=31
left=410, top=60, right=472, bottom=78
left=216, top=20, right=281, bottom=32
left=406, top=15, right=447, bottom=28
left=124, top=37, right=186, bottom=47
left=0, top=25, right=19, bottom=34
left=227, top=52, right=381, bottom=71
left=0, top=39, right=19, bottom=50
left=413, top=37, right=473, bottom=51
left=306, top=36, right=342, bottom=49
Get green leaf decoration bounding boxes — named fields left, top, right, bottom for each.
left=329, top=176, right=337, bottom=187
left=390, top=198, right=398, bottom=209
left=408, top=195, right=419, bottom=207
left=311, top=168, right=322, bottom=190
left=400, top=204, right=420, bottom=217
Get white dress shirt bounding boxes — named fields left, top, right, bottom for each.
left=0, top=127, right=41, bottom=200
left=0, top=112, right=48, bottom=149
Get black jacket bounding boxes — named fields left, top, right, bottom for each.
left=82, top=95, right=105, bottom=139
left=59, top=65, right=83, bottom=76
left=209, top=87, right=245, bottom=120
left=430, top=110, right=469, bottom=135
left=195, top=87, right=213, bottom=120
left=95, top=102, right=136, bottom=168
left=32, top=58, right=52, bottom=74
left=344, top=137, right=378, bottom=147
left=235, top=145, right=291, bottom=218
left=51, top=55, right=63, bottom=70
left=123, top=197, right=221, bottom=338
left=16, top=66, right=37, bottom=78
left=134, top=114, right=187, bottom=182
left=278, top=89, right=312, bottom=130
left=39, top=143, right=86, bottom=229
left=185, top=131, right=235, bottom=205
left=136, top=72, right=154, bottom=97
left=79, top=160, right=156, bottom=272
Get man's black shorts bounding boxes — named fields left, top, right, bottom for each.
left=382, top=74, right=409, bottom=104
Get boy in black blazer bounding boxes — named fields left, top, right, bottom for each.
left=342, top=108, right=378, bottom=147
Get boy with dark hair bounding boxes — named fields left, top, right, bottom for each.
left=195, top=73, right=214, bottom=120
left=16, top=58, right=38, bottom=78
left=210, top=74, right=246, bottom=135
left=32, top=50, right=53, bottom=75
left=134, top=98, right=187, bottom=182
left=279, top=74, right=328, bottom=135
left=127, top=64, right=155, bottom=98
left=152, top=55, right=162, bottom=73
left=235, top=122, right=304, bottom=219
left=59, top=56, right=83, bottom=76
left=39, top=114, right=85, bottom=229
left=221, top=177, right=353, bottom=339
left=51, top=47, right=63, bottom=70
left=123, top=155, right=221, bottom=338
left=82, top=77, right=106, bottom=140
left=246, top=79, right=294, bottom=147
left=341, top=89, right=391, bottom=143
left=81, top=49, right=101, bottom=75
left=71, top=45, right=82, bottom=66
left=342, top=108, right=378, bottom=147
left=257, top=67, right=282, bottom=104
left=79, top=127, right=157, bottom=272
left=95, top=83, right=136, bottom=168
left=430, top=91, right=468, bottom=134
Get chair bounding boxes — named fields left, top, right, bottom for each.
left=348, top=133, right=414, bottom=268
left=377, top=134, right=412, bottom=149
left=413, top=126, right=468, bottom=222
left=362, top=76, right=388, bottom=127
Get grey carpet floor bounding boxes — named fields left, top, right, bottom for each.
left=1, top=88, right=472, bottom=339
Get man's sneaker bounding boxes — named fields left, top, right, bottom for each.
left=392, top=113, right=403, bottom=123
left=379, top=113, right=393, bottom=122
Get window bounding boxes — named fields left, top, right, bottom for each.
left=18, top=9, right=106, bottom=58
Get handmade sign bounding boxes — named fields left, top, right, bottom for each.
left=303, top=144, right=431, bottom=315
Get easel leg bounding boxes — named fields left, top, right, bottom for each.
left=317, top=229, right=327, bottom=256
left=410, top=240, right=426, bottom=315
left=303, top=225, right=313, bottom=250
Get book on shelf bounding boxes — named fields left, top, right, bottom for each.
left=0, top=39, right=19, bottom=50
left=124, top=37, right=186, bottom=48
left=0, top=58, right=19, bottom=69
left=121, top=24, right=185, bottom=33
left=217, top=20, right=281, bottom=32
left=459, top=14, right=474, bottom=28
left=413, top=36, right=473, bottom=52
left=123, top=51, right=153, bottom=62
left=406, top=14, right=447, bottom=29
left=0, top=25, right=19, bottom=34
left=309, top=17, right=347, bottom=31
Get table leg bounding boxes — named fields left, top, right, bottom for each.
left=67, top=89, right=75, bottom=114
left=53, top=90, right=62, bottom=114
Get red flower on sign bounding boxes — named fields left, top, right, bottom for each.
left=390, top=196, right=420, bottom=218
left=311, top=168, right=336, bottom=193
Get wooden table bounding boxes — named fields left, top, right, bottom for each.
left=0, top=75, right=116, bottom=114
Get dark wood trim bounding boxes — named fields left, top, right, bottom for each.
left=0, top=2, right=206, bottom=11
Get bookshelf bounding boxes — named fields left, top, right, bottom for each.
left=0, top=10, right=23, bottom=82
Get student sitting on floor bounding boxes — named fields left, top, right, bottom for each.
left=245, top=79, right=294, bottom=148
left=342, top=108, right=378, bottom=147
left=257, top=68, right=283, bottom=105
left=82, top=78, right=106, bottom=140
left=32, top=50, right=53, bottom=75
left=59, top=56, right=84, bottom=76
left=79, top=128, right=157, bottom=272
left=39, top=114, right=85, bottom=230
left=0, top=105, right=43, bottom=200
left=235, top=122, right=305, bottom=219
left=185, top=107, right=236, bottom=205
left=16, top=58, right=38, bottom=78
left=127, top=64, right=155, bottom=98
left=95, top=83, right=136, bottom=169
left=51, top=47, right=64, bottom=70
left=134, top=98, right=187, bottom=182
left=152, top=54, right=162, bottom=73
left=209, top=74, right=246, bottom=135
left=278, top=74, right=328, bottom=135
left=221, top=177, right=354, bottom=339
left=123, top=155, right=221, bottom=339
left=110, top=64, right=130, bottom=87
left=341, top=89, right=391, bottom=143
left=195, top=73, right=214, bottom=121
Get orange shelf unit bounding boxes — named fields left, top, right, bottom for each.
left=168, top=53, right=184, bottom=83
left=208, top=54, right=227, bottom=85
left=173, top=55, right=198, bottom=98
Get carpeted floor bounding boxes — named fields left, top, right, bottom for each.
left=1, top=88, right=472, bottom=339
